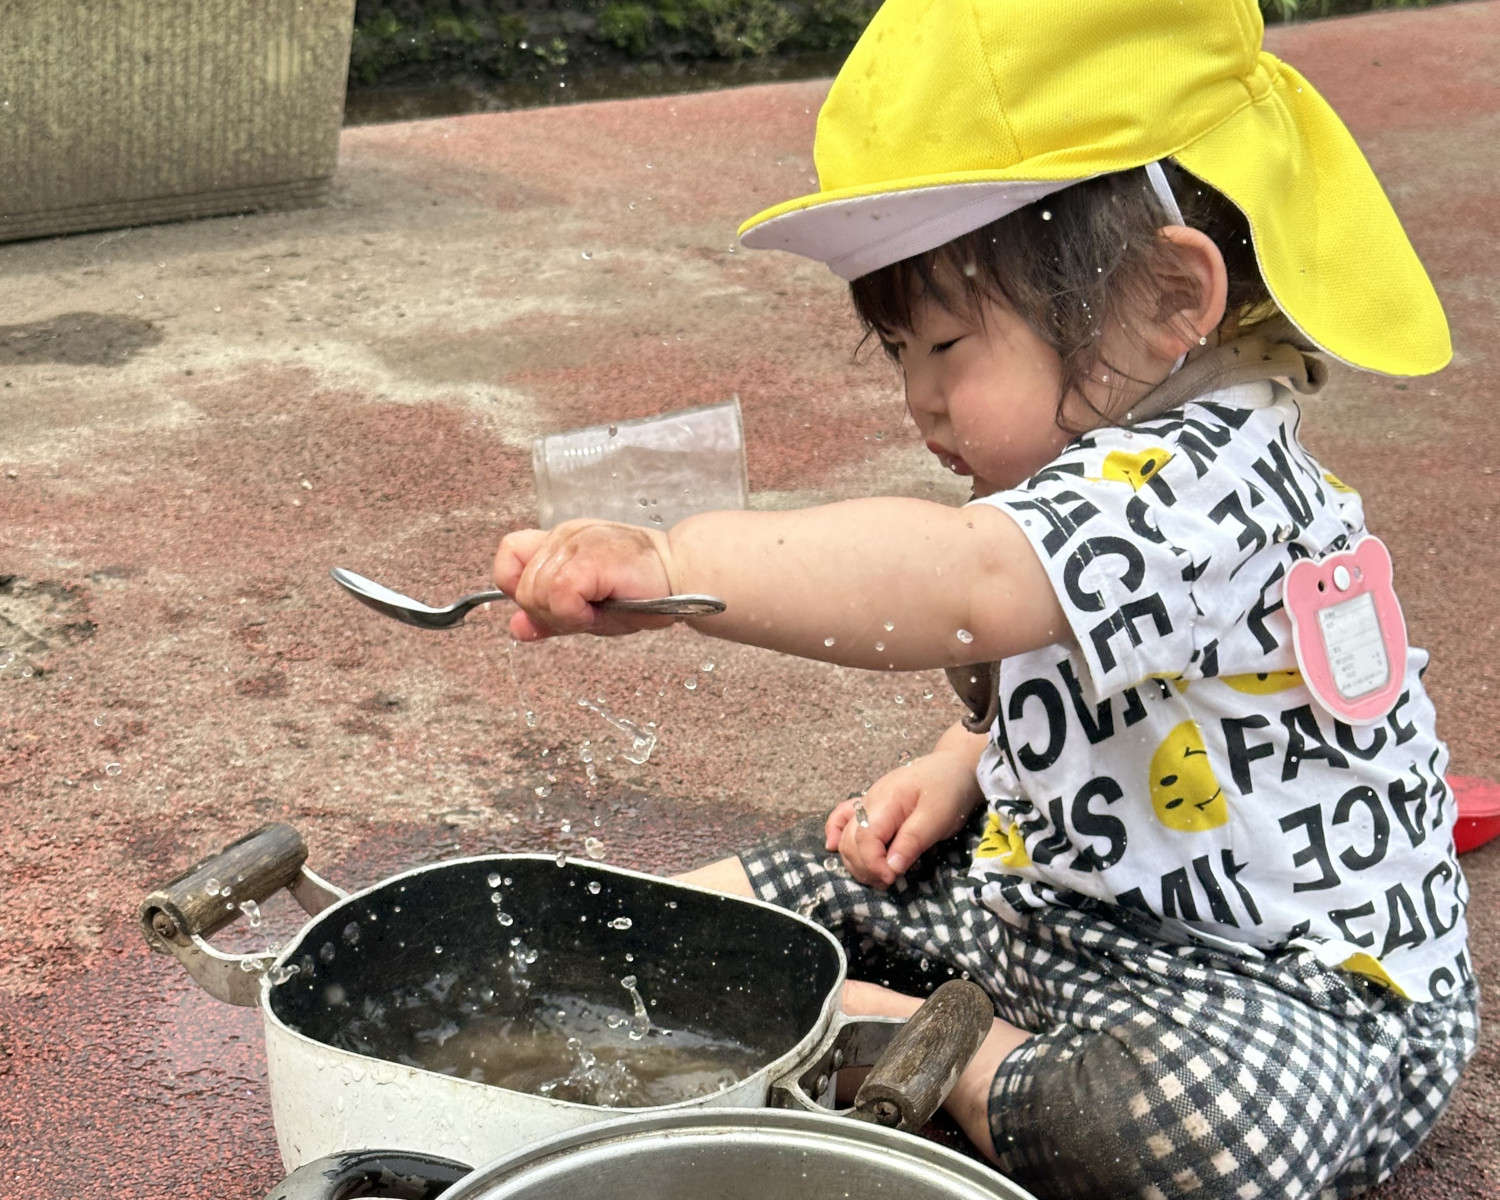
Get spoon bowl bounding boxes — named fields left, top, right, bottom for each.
left=330, top=568, right=725, bottom=630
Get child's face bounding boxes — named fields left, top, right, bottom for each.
left=882, top=289, right=1087, bottom=496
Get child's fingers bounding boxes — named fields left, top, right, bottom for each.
left=825, top=799, right=856, bottom=850
left=507, top=609, right=557, bottom=642
left=493, top=529, right=548, bottom=596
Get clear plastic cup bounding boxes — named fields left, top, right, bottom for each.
left=532, top=397, right=748, bottom=530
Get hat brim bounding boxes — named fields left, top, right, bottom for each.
left=739, top=176, right=1079, bottom=282
left=740, top=59, right=1449, bottom=377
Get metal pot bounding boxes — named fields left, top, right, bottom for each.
left=266, top=981, right=1033, bottom=1200
left=139, top=824, right=969, bottom=1171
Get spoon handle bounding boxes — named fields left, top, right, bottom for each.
left=464, top=590, right=726, bottom=617
left=603, top=594, right=726, bottom=617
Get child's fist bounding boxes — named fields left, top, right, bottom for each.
left=493, top=520, right=676, bottom=641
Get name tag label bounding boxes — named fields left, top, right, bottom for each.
left=1285, top=537, right=1408, bottom=725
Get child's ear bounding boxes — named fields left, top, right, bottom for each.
left=1149, top=226, right=1229, bottom=358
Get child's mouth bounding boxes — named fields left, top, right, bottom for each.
left=927, top=443, right=972, bottom=476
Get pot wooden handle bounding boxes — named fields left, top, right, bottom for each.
left=139, top=822, right=310, bottom=953
left=850, top=978, right=995, bottom=1133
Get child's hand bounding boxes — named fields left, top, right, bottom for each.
left=825, top=750, right=982, bottom=888
left=494, top=520, right=679, bottom=641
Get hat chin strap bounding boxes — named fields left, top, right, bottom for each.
left=1144, top=161, right=1190, bottom=376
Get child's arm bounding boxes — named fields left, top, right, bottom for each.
left=826, top=720, right=988, bottom=887
left=494, top=497, right=1072, bottom=671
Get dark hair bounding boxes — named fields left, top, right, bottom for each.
left=849, top=163, right=1274, bottom=430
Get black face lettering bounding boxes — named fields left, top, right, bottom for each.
left=1192, top=854, right=1238, bottom=925
left=1245, top=563, right=1287, bottom=655
left=1008, top=491, right=1100, bottom=558
left=1380, top=883, right=1427, bottom=958
left=1422, top=860, right=1462, bottom=939
left=1386, top=691, right=1417, bottom=746
left=1028, top=796, right=1073, bottom=867
left=1251, top=436, right=1315, bottom=526
left=1278, top=805, right=1340, bottom=892
left=1207, top=488, right=1268, bottom=563
left=1006, top=678, right=1067, bottom=773
left=1063, top=536, right=1146, bottom=613
left=1068, top=777, right=1127, bottom=873
left=1387, top=769, right=1429, bottom=849
left=1220, top=850, right=1262, bottom=925
left=1327, top=901, right=1377, bottom=948
left=1055, top=659, right=1114, bottom=745
left=1087, top=596, right=1173, bottom=675
left=1335, top=720, right=1387, bottom=762
left=1428, top=967, right=1456, bottom=1001
left=1159, top=868, right=1198, bottom=922
left=1221, top=714, right=1275, bottom=795
left=1331, top=785, right=1390, bottom=872
left=1280, top=705, right=1350, bottom=781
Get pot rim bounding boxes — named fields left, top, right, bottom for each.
left=437, top=1107, right=1023, bottom=1200
left=258, top=851, right=851, bottom=1115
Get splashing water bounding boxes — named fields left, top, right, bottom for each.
left=584, top=837, right=607, bottom=861
left=239, top=900, right=263, bottom=928
left=620, top=974, right=652, bottom=1041
left=577, top=697, right=658, bottom=764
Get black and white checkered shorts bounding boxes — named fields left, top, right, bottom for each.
left=741, top=816, right=1479, bottom=1200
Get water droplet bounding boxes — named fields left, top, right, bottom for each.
left=205, top=877, right=221, bottom=897
left=700, top=661, right=715, bottom=672
left=535, top=785, right=551, bottom=797
left=342, top=921, right=360, bottom=944
left=239, top=900, right=263, bottom=927
left=683, top=677, right=697, bottom=691
left=487, top=872, right=502, bottom=888
left=956, top=628, right=975, bottom=644
left=103, top=762, right=122, bottom=776
left=555, top=851, right=568, bottom=867
left=497, top=911, right=514, bottom=927
left=584, top=837, right=606, bottom=860
left=587, top=880, right=602, bottom=895
left=490, top=890, right=503, bottom=904
left=607, top=425, right=618, bottom=436
left=434, top=945, right=444, bottom=955
left=1041, top=210, right=1053, bottom=221
left=875, top=641, right=885, bottom=652
left=560, top=819, right=572, bottom=834
left=608, top=917, right=633, bottom=931
left=824, top=637, right=836, bottom=647
left=883, top=621, right=895, bottom=632
left=961, top=260, right=977, bottom=278
left=319, top=942, right=336, bottom=963
left=581, top=251, right=592, bottom=260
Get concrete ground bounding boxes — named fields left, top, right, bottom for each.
left=0, top=3, right=1496, bottom=1196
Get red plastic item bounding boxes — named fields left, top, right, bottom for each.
left=1450, top=776, right=1500, bottom=854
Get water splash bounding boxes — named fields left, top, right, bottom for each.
left=577, top=697, right=658, bottom=764
left=620, top=974, right=652, bottom=1041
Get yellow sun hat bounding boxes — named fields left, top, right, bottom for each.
left=738, top=0, right=1450, bottom=376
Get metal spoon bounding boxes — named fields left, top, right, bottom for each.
left=329, top=567, right=726, bottom=631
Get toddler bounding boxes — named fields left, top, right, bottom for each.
left=494, top=1, right=1477, bottom=1195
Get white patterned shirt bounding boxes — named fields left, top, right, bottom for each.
left=968, top=381, right=1469, bottom=1003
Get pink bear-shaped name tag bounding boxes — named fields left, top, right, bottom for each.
left=1284, top=536, right=1408, bottom=726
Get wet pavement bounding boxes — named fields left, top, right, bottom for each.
left=1, top=3, right=1497, bottom=1196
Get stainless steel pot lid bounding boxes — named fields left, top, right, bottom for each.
left=439, top=1108, right=1028, bottom=1200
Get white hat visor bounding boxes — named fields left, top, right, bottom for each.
left=739, top=179, right=1081, bottom=281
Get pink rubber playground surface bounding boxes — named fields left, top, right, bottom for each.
left=0, top=3, right=1496, bottom=1195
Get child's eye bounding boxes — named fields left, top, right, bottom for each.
left=930, top=338, right=961, bottom=355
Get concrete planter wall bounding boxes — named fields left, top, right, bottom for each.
left=0, top=0, right=357, bottom=243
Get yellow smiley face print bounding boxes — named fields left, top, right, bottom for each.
left=1221, top=669, right=1303, bottom=695
left=1099, top=448, right=1173, bottom=491
left=1149, top=720, right=1228, bottom=832
left=975, top=810, right=1032, bottom=868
